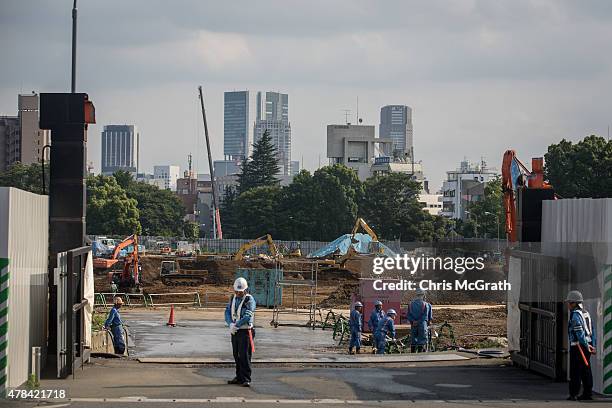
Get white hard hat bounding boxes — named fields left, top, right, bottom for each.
left=374, top=300, right=383, bottom=306
left=233, top=277, right=248, bottom=291
left=354, top=301, right=363, bottom=308
left=387, top=309, right=397, bottom=316
left=565, top=290, right=583, bottom=303
left=415, top=288, right=426, bottom=296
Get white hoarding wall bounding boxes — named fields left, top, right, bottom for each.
left=0, top=187, right=49, bottom=388
left=541, top=198, right=612, bottom=394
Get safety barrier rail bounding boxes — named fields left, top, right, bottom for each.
left=146, top=292, right=202, bottom=307
left=94, top=292, right=150, bottom=308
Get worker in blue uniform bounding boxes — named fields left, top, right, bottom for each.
left=225, top=277, right=256, bottom=387
left=368, top=300, right=385, bottom=353
left=103, top=296, right=126, bottom=355
left=349, top=301, right=363, bottom=354
left=566, top=290, right=595, bottom=401
left=407, top=288, right=432, bottom=353
left=375, top=309, right=397, bottom=354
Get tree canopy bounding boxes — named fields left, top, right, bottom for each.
left=544, top=135, right=612, bottom=198
left=0, top=162, right=48, bottom=194
left=237, top=130, right=280, bottom=193
left=86, top=174, right=141, bottom=235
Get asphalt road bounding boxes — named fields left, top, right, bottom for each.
left=6, top=359, right=612, bottom=407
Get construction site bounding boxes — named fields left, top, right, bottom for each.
left=2, top=3, right=612, bottom=406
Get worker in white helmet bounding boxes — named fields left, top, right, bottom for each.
left=224, top=277, right=256, bottom=387
left=566, top=290, right=595, bottom=401
left=103, top=296, right=125, bottom=355
left=407, top=288, right=432, bottom=353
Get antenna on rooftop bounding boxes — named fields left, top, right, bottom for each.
left=342, top=109, right=352, bottom=125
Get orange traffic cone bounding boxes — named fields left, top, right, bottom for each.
left=166, top=305, right=176, bottom=327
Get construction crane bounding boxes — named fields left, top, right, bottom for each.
left=234, top=234, right=281, bottom=261
left=502, top=151, right=554, bottom=242
left=198, top=85, right=222, bottom=239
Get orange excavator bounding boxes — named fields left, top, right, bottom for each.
left=93, top=234, right=140, bottom=290
left=502, top=151, right=554, bottom=242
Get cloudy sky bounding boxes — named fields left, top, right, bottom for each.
left=1, top=1, right=611, bottom=190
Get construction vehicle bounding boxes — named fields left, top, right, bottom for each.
left=502, top=151, right=555, bottom=242
left=160, top=259, right=207, bottom=286
left=234, top=234, right=281, bottom=261
left=337, top=217, right=384, bottom=266
left=97, top=234, right=141, bottom=291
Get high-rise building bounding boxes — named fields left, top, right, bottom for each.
left=0, top=93, right=51, bottom=171
left=153, top=165, right=180, bottom=191
left=101, top=125, right=139, bottom=175
left=224, top=91, right=249, bottom=160
left=379, top=105, right=413, bottom=160
left=253, top=91, right=291, bottom=175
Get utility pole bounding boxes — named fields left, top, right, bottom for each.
left=198, top=86, right=222, bottom=239
left=71, top=0, right=77, bottom=92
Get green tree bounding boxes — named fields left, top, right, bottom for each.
left=545, top=135, right=612, bottom=198
left=112, top=169, right=134, bottom=190
left=276, top=170, right=319, bottom=240
left=232, top=185, right=282, bottom=238
left=361, top=172, right=433, bottom=241
left=183, top=221, right=199, bottom=240
left=219, top=186, right=239, bottom=238
left=0, top=162, right=49, bottom=194
left=238, top=130, right=280, bottom=193
left=463, top=177, right=504, bottom=239
left=128, top=182, right=185, bottom=236
left=86, top=175, right=141, bottom=235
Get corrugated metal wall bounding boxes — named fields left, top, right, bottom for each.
left=541, top=198, right=612, bottom=394
left=0, top=187, right=49, bottom=388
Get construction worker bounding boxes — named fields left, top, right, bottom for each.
left=103, top=296, right=125, bottom=355
left=407, top=288, right=433, bottom=353
left=566, top=290, right=595, bottom=401
left=224, top=277, right=256, bottom=387
left=375, top=309, right=397, bottom=355
left=349, top=301, right=363, bottom=354
left=368, top=300, right=385, bottom=353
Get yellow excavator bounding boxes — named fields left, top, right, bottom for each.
left=332, top=218, right=384, bottom=269
left=234, top=234, right=281, bottom=261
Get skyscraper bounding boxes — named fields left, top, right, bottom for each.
left=101, top=124, right=139, bottom=175
left=379, top=105, right=413, bottom=160
left=253, top=91, right=291, bottom=175
left=223, top=91, right=249, bottom=160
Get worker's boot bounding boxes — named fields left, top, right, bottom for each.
left=348, top=347, right=354, bottom=355
left=356, top=347, right=361, bottom=354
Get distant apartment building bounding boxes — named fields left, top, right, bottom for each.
left=213, top=160, right=241, bottom=177
left=0, top=93, right=51, bottom=171
left=224, top=91, right=250, bottom=160
left=153, top=165, right=180, bottom=191
left=327, top=124, right=392, bottom=181
left=253, top=91, right=291, bottom=175
left=419, top=193, right=443, bottom=216
left=379, top=105, right=413, bottom=160
left=101, top=124, right=139, bottom=175
left=440, top=159, right=499, bottom=219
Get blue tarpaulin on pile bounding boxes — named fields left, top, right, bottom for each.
left=307, top=233, right=396, bottom=258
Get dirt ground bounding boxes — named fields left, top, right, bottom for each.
left=95, top=254, right=507, bottom=349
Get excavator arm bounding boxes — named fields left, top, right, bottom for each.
left=234, top=234, right=280, bottom=260
left=351, top=217, right=379, bottom=242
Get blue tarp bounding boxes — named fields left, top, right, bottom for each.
left=92, top=241, right=110, bottom=257
left=307, top=233, right=396, bottom=258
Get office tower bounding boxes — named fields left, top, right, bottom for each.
left=223, top=91, right=249, bottom=160
left=379, top=105, right=413, bottom=159
left=253, top=91, right=291, bottom=175
left=101, top=125, right=139, bottom=175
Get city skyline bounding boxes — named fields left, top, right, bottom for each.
left=1, top=1, right=611, bottom=190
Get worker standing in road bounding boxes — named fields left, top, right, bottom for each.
left=407, top=289, right=433, bottom=353
left=349, top=301, right=364, bottom=354
left=566, top=290, right=595, bottom=401
left=103, top=296, right=126, bottom=355
left=375, top=309, right=397, bottom=355
left=368, top=300, right=385, bottom=353
left=225, top=277, right=256, bottom=387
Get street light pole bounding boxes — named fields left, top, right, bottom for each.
left=71, top=0, right=77, bottom=92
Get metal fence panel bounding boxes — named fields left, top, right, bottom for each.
left=0, top=187, right=49, bottom=388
